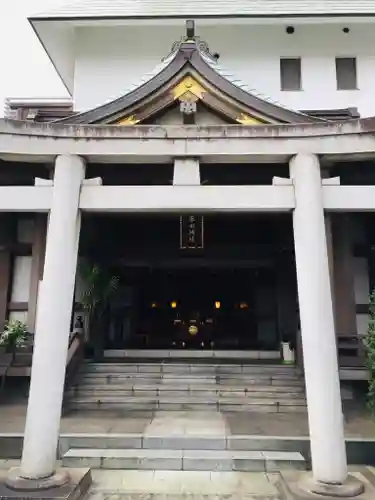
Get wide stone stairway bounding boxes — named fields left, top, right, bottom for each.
left=62, top=360, right=307, bottom=472
left=65, top=360, right=306, bottom=413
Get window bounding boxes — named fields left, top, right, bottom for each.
left=280, top=58, right=301, bottom=91
left=336, top=57, right=357, bottom=90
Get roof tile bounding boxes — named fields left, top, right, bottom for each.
left=32, top=0, right=375, bottom=19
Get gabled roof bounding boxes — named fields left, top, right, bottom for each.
left=56, top=25, right=322, bottom=126
left=32, top=0, right=375, bottom=20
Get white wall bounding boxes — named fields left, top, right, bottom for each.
left=73, top=23, right=375, bottom=116
left=11, top=256, right=32, bottom=303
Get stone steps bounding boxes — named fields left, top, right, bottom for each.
left=79, top=375, right=304, bottom=387
left=65, top=361, right=306, bottom=412
left=69, top=383, right=304, bottom=397
left=83, top=362, right=300, bottom=375
left=58, top=434, right=307, bottom=453
left=62, top=447, right=306, bottom=472
left=66, top=395, right=307, bottom=412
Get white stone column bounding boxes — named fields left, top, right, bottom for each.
left=290, top=154, right=348, bottom=485
left=19, top=155, right=85, bottom=480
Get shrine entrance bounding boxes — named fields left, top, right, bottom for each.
left=105, top=265, right=279, bottom=351
left=79, top=212, right=298, bottom=355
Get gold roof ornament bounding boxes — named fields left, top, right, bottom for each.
left=236, top=112, right=263, bottom=125
left=172, top=76, right=206, bottom=101
left=115, top=115, right=139, bottom=126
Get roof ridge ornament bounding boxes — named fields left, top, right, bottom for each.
left=185, top=20, right=195, bottom=41
left=162, top=20, right=216, bottom=63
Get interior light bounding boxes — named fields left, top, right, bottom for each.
left=215, top=301, right=221, bottom=309
left=171, top=301, right=177, bottom=309
left=151, top=302, right=157, bottom=308
left=239, top=302, right=249, bottom=309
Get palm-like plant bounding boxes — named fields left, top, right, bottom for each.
left=78, top=259, right=119, bottom=359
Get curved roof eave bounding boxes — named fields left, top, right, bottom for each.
left=55, top=37, right=323, bottom=126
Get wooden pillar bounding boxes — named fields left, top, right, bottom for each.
left=0, top=252, right=11, bottom=329
left=0, top=215, right=15, bottom=329
left=27, top=214, right=47, bottom=333
left=276, top=253, right=298, bottom=344
left=325, top=215, right=336, bottom=330
left=332, top=214, right=357, bottom=336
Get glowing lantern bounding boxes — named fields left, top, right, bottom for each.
left=171, top=301, right=177, bottom=309
left=215, top=301, right=221, bottom=309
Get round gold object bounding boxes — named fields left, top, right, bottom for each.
left=188, top=325, right=198, bottom=336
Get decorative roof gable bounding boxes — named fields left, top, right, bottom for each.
left=56, top=22, right=323, bottom=126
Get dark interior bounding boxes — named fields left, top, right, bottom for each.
left=80, top=213, right=297, bottom=351
left=105, top=266, right=278, bottom=350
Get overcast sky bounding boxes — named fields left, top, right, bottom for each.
left=0, top=0, right=70, bottom=116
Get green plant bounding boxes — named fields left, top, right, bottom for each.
left=78, top=260, right=119, bottom=320
left=0, top=320, right=28, bottom=351
left=78, top=260, right=119, bottom=359
left=364, top=289, right=375, bottom=414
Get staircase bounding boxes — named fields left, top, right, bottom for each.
left=62, top=435, right=306, bottom=472
left=65, top=360, right=307, bottom=412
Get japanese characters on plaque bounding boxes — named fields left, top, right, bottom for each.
left=180, top=215, right=204, bottom=249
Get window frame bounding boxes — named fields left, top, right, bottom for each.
left=279, top=57, right=302, bottom=92
left=335, top=56, right=358, bottom=91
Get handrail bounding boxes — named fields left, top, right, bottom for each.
left=64, top=332, right=85, bottom=390
left=9, top=331, right=85, bottom=378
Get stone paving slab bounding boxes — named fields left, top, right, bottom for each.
left=86, top=468, right=375, bottom=500
left=0, top=406, right=375, bottom=439
left=88, top=469, right=281, bottom=498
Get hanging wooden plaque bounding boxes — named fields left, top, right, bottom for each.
left=180, top=215, right=204, bottom=249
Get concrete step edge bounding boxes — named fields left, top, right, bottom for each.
left=66, top=392, right=306, bottom=400
left=72, top=384, right=304, bottom=392
left=65, top=396, right=307, bottom=405
left=62, top=448, right=306, bottom=471
left=83, top=364, right=298, bottom=370
left=58, top=434, right=308, bottom=452
left=63, top=448, right=305, bottom=460
left=80, top=373, right=303, bottom=381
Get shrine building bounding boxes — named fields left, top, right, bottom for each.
left=3, top=1, right=375, bottom=497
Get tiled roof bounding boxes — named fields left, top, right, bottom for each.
left=56, top=37, right=321, bottom=124
left=31, top=0, right=375, bottom=19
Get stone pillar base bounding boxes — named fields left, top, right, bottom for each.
left=302, top=475, right=365, bottom=498
left=279, top=472, right=367, bottom=499
left=0, top=468, right=91, bottom=500
left=6, top=468, right=69, bottom=491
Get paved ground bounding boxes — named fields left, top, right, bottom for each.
left=1, top=461, right=375, bottom=499
left=88, top=470, right=282, bottom=499
left=0, top=402, right=374, bottom=438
